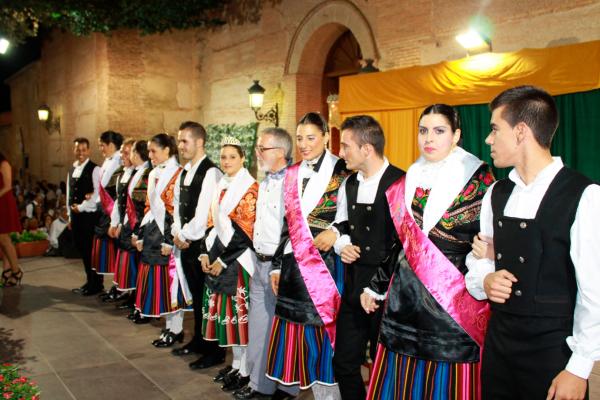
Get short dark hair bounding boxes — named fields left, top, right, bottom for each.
left=73, top=137, right=90, bottom=148
left=133, top=140, right=149, bottom=161
left=179, top=121, right=207, bottom=144
left=150, top=133, right=178, bottom=157
left=490, top=85, right=558, bottom=148
left=298, top=112, right=328, bottom=134
left=340, top=115, right=385, bottom=157
left=99, top=130, right=124, bottom=148
left=261, top=127, right=293, bottom=161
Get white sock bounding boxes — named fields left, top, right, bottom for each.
left=237, top=346, right=248, bottom=377
left=232, top=346, right=242, bottom=370
left=312, top=383, right=341, bottom=400
left=168, top=310, right=184, bottom=334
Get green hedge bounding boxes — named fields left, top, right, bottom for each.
left=205, top=123, right=259, bottom=171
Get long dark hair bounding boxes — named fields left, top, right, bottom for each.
left=133, top=140, right=149, bottom=162
left=420, top=104, right=462, bottom=146
left=150, top=133, right=178, bottom=157
left=0, top=152, right=6, bottom=163
left=298, top=112, right=328, bottom=134
left=99, top=130, right=124, bottom=148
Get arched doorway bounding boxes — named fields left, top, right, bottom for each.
left=285, top=0, right=378, bottom=155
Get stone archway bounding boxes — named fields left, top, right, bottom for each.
left=283, top=1, right=378, bottom=131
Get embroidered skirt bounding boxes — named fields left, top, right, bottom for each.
left=91, top=236, right=117, bottom=275
left=201, top=267, right=249, bottom=347
left=113, top=248, right=139, bottom=291
left=366, top=343, right=481, bottom=400
left=266, top=317, right=336, bottom=389
left=135, top=263, right=190, bottom=317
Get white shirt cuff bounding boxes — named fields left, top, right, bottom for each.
left=269, top=269, right=281, bottom=276
left=465, top=257, right=495, bottom=301
left=565, top=352, right=595, bottom=379
left=216, top=257, right=227, bottom=269
left=333, top=235, right=352, bottom=255
left=363, top=287, right=387, bottom=301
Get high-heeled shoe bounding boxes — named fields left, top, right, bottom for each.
left=11, top=269, right=23, bottom=286
left=1, top=269, right=12, bottom=286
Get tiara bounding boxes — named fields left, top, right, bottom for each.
left=220, top=136, right=242, bottom=147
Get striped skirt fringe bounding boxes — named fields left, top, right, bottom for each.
left=135, top=263, right=188, bottom=317
left=366, top=343, right=481, bottom=400
left=113, top=248, right=139, bottom=291
left=91, top=236, right=117, bottom=275
left=201, top=267, right=249, bottom=347
left=266, top=316, right=336, bottom=389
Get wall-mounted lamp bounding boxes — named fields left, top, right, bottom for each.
left=37, top=104, right=61, bottom=134
left=456, top=29, right=492, bottom=55
left=248, top=80, right=279, bottom=127
left=0, top=38, right=10, bottom=55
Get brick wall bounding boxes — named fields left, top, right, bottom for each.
left=5, top=0, right=600, bottom=182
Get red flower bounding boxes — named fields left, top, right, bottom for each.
left=0, top=374, right=3, bottom=381
left=483, top=172, right=493, bottom=186
left=415, top=187, right=424, bottom=198
left=463, top=183, right=476, bottom=197
left=1, top=364, right=11, bottom=367
left=32, top=396, right=40, bottom=400
left=3, top=392, right=13, bottom=399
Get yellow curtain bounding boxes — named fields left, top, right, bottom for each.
left=339, top=41, right=600, bottom=167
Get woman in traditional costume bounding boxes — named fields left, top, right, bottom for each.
left=92, top=131, right=124, bottom=292
left=361, top=104, right=495, bottom=400
left=135, top=133, right=191, bottom=346
left=200, top=136, right=258, bottom=392
left=266, top=112, right=348, bottom=400
left=112, top=140, right=151, bottom=318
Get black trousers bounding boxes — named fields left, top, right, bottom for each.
left=71, top=211, right=102, bottom=288
left=482, top=311, right=588, bottom=400
left=333, top=264, right=382, bottom=400
left=180, top=242, right=223, bottom=357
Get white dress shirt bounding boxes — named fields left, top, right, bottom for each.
left=110, top=166, right=135, bottom=227
left=172, top=156, right=222, bottom=242
left=333, top=158, right=390, bottom=254
left=253, top=167, right=287, bottom=256
left=66, top=158, right=101, bottom=215
left=465, top=157, right=600, bottom=379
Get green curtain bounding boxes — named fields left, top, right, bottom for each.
left=458, top=88, right=600, bottom=181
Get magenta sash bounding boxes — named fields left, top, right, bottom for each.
left=283, top=164, right=341, bottom=348
left=98, top=170, right=115, bottom=216
left=386, top=176, right=490, bottom=348
left=126, top=194, right=137, bottom=230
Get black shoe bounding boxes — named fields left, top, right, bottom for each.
left=133, top=312, right=151, bottom=324
left=222, top=374, right=250, bottom=392
left=82, top=286, right=104, bottom=296
left=234, top=386, right=271, bottom=400
left=153, top=330, right=184, bottom=348
left=116, top=300, right=134, bottom=310
left=189, top=354, right=226, bottom=371
left=172, top=342, right=202, bottom=356
left=72, top=284, right=89, bottom=294
left=271, top=389, right=296, bottom=400
left=212, top=365, right=233, bottom=381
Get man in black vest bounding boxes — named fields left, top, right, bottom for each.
left=68, top=137, right=103, bottom=295
left=465, top=86, right=599, bottom=400
left=329, top=116, right=405, bottom=400
left=170, top=121, right=225, bottom=367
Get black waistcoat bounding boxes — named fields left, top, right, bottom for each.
left=491, top=167, right=592, bottom=317
left=116, top=170, right=132, bottom=224
left=345, top=165, right=405, bottom=267
left=69, top=160, right=97, bottom=205
left=179, top=158, right=216, bottom=226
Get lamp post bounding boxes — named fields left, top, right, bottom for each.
left=248, top=80, right=279, bottom=127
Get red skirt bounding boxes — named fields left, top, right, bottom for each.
left=0, top=190, right=21, bottom=234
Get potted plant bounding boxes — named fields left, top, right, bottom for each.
left=0, top=363, right=40, bottom=399
left=10, top=231, right=49, bottom=258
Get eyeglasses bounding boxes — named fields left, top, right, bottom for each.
left=255, top=146, right=281, bottom=153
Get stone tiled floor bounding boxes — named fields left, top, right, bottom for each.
left=1, top=257, right=599, bottom=399
left=0, top=257, right=310, bottom=399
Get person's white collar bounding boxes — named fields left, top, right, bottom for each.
left=509, top=157, right=563, bottom=188
left=184, top=154, right=207, bottom=171
left=73, top=158, right=90, bottom=168
left=357, top=157, right=389, bottom=183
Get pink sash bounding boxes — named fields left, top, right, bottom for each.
left=283, top=164, right=341, bottom=348
left=126, top=194, right=137, bottom=230
left=98, top=170, right=115, bottom=216
left=386, top=176, right=490, bottom=348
